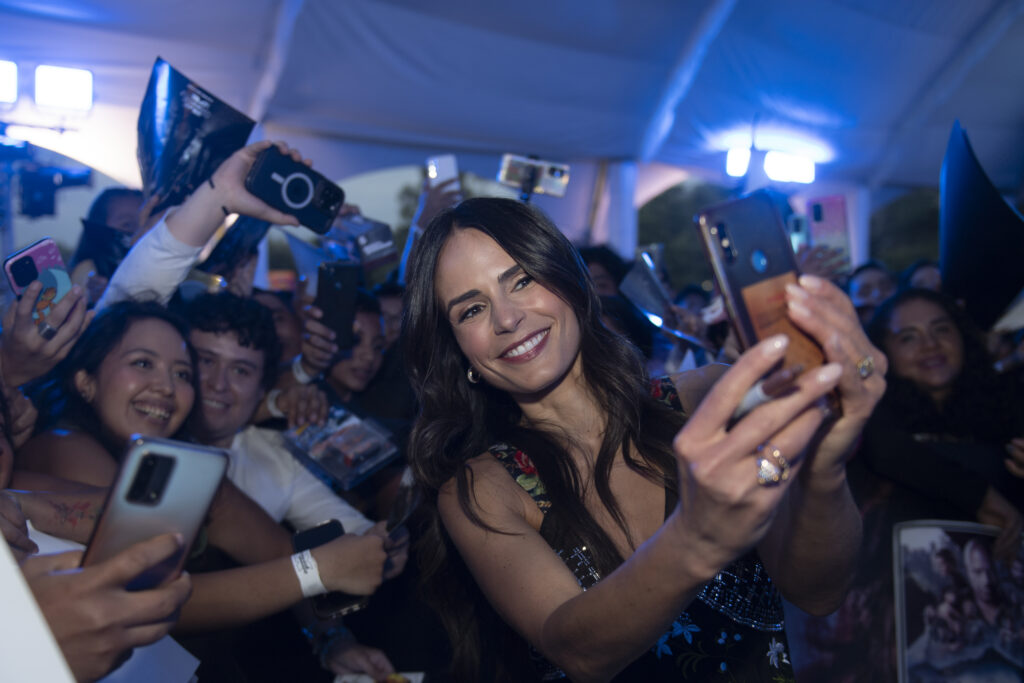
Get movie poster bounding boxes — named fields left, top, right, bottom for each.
left=894, top=521, right=1023, bottom=682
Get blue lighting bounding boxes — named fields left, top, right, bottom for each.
left=0, top=60, right=16, bottom=104
left=763, top=150, right=815, bottom=183
left=35, top=65, right=93, bottom=111
left=726, top=148, right=750, bottom=177
left=645, top=312, right=664, bottom=327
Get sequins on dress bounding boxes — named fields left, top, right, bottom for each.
left=487, top=377, right=796, bottom=682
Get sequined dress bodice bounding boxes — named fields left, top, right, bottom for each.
left=488, top=377, right=796, bottom=682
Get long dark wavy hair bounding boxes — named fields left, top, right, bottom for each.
left=866, top=287, right=1020, bottom=441
left=403, top=198, right=686, bottom=681
left=31, top=300, right=198, bottom=455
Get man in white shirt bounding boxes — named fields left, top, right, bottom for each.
left=181, top=291, right=373, bottom=535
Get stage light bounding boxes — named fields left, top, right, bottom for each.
left=726, top=148, right=751, bottom=177
left=763, top=151, right=815, bottom=184
left=35, top=65, right=93, bottom=111
left=0, top=60, right=16, bottom=104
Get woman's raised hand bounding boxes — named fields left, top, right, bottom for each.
left=783, top=274, right=887, bottom=485
left=670, top=333, right=843, bottom=577
left=209, top=140, right=308, bottom=226
left=0, top=281, right=92, bottom=388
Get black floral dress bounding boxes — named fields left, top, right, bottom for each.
left=488, top=377, right=796, bottom=682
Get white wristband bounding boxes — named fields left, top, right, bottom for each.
left=265, top=389, right=285, bottom=418
left=291, top=550, right=328, bottom=597
left=292, top=355, right=315, bottom=384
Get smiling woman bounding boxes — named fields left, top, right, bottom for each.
left=404, top=197, right=879, bottom=682
left=21, top=300, right=198, bottom=484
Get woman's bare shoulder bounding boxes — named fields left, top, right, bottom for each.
left=438, top=450, right=543, bottom=532
left=18, top=428, right=117, bottom=487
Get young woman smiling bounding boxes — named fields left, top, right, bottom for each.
left=17, top=301, right=388, bottom=635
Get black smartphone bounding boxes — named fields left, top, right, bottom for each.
left=314, top=262, right=362, bottom=349
left=695, top=190, right=825, bottom=374
left=82, top=436, right=228, bottom=590
left=292, top=520, right=369, bottom=619
left=244, top=146, right=344, bottom=234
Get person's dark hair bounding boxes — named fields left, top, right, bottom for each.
left=85, top=188, right=144, bottom=225
left=31, top=301, right=197, bottom=450
left=674, top=283, right=710, bottom=308
left=898, top=258, right=940, bottom=291
left=182, top=293, right=282, bottom=391
left=354, top=289, right=381, bottom=317
left=866, top=288, right=1019, bottom=441
left=846, top=259, right=891, bottom=291
left=252, top=287, right=294, bottom=310
left=403, top=197, right=684, bottom=681
left=372, top=282, right=405, bottom=300
left=598, top=294, right=654, bottom=358
left=577, top=244, right=629, bottom=286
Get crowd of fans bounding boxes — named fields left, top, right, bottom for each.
left=0, top=137, right=1021, bottom=683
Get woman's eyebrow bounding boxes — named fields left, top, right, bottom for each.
left=118, top=347, right=157, bottom=358
left=446, top=289, right=481, bottom=316
left=445, top=265, right=524, bottom=316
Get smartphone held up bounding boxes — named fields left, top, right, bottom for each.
left=81, top=436, right=228, bottom=590
left=3, top=237, right=72, bottom=319
left=695, top=190, right=826, bottom=376
left=244, top=145, right=345, bottom=234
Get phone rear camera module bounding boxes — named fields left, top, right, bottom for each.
left=751, top=250, right=769, bottom=274
left=281, top=172, right=314, bottom=210
left=315, top=182, right=344, bottom=214
left=548, top=167, right=565, bottom=178
left=10, top=256, right=38, bottom=288
left=126, top=453, right=176, bottom=506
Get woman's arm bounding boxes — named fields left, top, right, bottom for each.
left=96, top=140, right=305, bottom=311
left=177, top=531, right=387, bottom=632
left=444, top=334, right=843, bottom=682
left=6, top=475, right=108, bottom=544
left=756, top=275, right=882, bottom=615
left=16, top=430, right=120, bottom=488
left=204, top=478, right=293, bottom=564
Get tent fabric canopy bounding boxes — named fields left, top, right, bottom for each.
left=1, top=0, right=1023, bottom=244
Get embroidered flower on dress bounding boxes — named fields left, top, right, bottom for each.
left=513, top=450, right=537, bottom=475
left=765, top=637, right=789, bottom=668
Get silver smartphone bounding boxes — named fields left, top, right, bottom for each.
left=81, top=436, right=228, bottom=589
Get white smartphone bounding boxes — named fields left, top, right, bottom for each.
left=497, top=154, right=570, bottom=197
left=81, top=436, right=228, bottom=589
left=426, top=154, right=460, bottom=191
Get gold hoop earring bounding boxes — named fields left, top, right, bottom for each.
left=467, top=367, right=481, bottom=384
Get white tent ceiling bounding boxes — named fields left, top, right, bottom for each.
left=2, top=0, right=1023, bottom=232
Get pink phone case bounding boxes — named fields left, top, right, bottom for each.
left=3, top=238, right=71, bottom=319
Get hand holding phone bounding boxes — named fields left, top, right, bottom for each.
left=81, top=436, right=227, bottom=590
left=0, top=280, right=91, bottom=388
left=314, top=262, right=362, bottom=349
left=293, top=520, right=371, bottom=619
left=244, top=145, right=344, bottom=234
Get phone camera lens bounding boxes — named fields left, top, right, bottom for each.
left=10, top=256, right=38, bottom=288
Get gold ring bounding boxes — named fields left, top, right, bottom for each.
left=756, top=443, right=791, bottom=485
left=856, top=355, right=875, bottom=380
